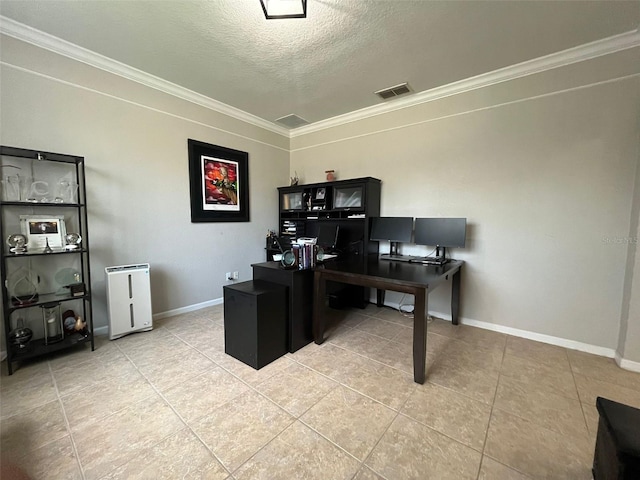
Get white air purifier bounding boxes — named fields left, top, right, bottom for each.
left=105, top=263, right=152, bottom=340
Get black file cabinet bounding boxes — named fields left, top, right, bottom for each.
left=223, top=280, right=287, bottom=369
left=593, top=396, right=640, bottom=480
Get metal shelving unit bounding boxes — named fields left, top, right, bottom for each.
left=1, top=146, right=94, bottom=375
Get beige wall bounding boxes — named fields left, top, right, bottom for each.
left=1, top=36, right=289, bottom=330
left=291, top=52, right=640, bottom=357
left=2, top=33, right=639, bottom=364
left=619, top=143, right=640, bottom=364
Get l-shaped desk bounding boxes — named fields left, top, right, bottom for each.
left=313, top=256, right=463, bottom=384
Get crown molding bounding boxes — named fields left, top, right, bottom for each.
left=0, top=16, right=290, bottom=137
left=291, top=28, right=640, bottom=137
left=1, top=16, right=638, bottom=140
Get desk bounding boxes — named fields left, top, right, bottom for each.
left=313, top=256, right=463, bottom=384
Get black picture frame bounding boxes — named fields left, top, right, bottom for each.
left=188, top=139, right=250, bottom=222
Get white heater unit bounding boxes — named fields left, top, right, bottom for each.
left=105, top=263, right=152, bottom=340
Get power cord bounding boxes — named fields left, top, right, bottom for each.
left=397, top=294, right=433, bottom=323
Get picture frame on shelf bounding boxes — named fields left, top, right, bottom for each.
left=315, top=187, right=326, bottom=200
left=187, top=139, right=250, bottom=222
left=20, top=215, right=67, bottom=251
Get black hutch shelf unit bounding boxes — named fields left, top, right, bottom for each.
left=1, top=146, right=94, bottom=375
left=275, top=176, right=381, bottom=258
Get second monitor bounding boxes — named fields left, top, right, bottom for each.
left=413, top=217, right=466, bottom=264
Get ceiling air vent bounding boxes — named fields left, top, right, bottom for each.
left=275, top=114, right=309, bottom=128
left=375, top=82, right=412, bottom=100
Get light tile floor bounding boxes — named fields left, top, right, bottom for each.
left=2, top=303, right=640, bottom=479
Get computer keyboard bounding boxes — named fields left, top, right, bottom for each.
left=380, top=254, right=412, bottom=262
left=410, top=256, right=448, bottom=265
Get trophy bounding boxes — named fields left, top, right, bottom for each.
left=64, top=232, right=82, bottom=251
left=6, top=233, right=28, bottom=254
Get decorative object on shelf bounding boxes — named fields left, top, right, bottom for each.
left=188, top=139, right=250, bottom=222
left=54, top=267, right=81, bottom=295
left=1, top=165, right=22, bottom=201
left=8, top=267, right=39, bottom=305
left=54, top=179, right=78, bottom=204
left=70, top=283, right=85, bottom=297
left=325, top=170, right=336, bottom=181
left=62, top=309, right=77, bottom=334
left=41, top=302, right=63, bottom=345
left=290, top=171, right=299, bottom=186
left=74, top=315, right=88, bottom=335
left=26, top=180, right=50, bottom=203
left=43, top=238, right=53, bottom=254
left=8, top=318, right=33, bottom=349
left=6, top=233, right=28, bottom=254
left=20, top=215, right=67, bottom=251
left=281, top=250, right=296, bottom=268
left=63, top=232, right=82, bottom=250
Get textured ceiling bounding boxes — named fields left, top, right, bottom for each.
left=1, top=1, right=639, bottom=128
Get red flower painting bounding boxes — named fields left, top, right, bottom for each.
left=203, top=159, right=238, bottom=205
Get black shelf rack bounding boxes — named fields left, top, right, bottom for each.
left=1, top=146, right=94, bottom=375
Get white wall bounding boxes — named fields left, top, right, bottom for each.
left=0, top=36, right=289, bottom=330
left=291, top=51, right=640, bottom=357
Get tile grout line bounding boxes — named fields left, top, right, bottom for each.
left=112, top=340, right=235, bottom=479
left=180, top=346, right=303, bottom=478
left=474, top=334, right=507, bottom=480
left=565, top=347, right=597, bottom=440
left=353, top=382, right=417, bottom=480
left=48, top=360, right=87, bottom=480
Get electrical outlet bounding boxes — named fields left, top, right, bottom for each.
left=225, top=272, right=232, bottom=281
left=232, top=271, right=239, bottom=280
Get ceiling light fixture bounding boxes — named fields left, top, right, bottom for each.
left=260, top=0, right=307, bottom=19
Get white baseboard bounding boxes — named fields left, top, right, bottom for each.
left=93, top=326, right=108, bottom=336
left=36, top=296, right=640, bottom=374
left=615, top=352, right=640, bottom=373
left=152, top=297, right=223, bottom=320
left=377, top=300, right=633, bottom=368
left=92, top=297, right=224, bottom=338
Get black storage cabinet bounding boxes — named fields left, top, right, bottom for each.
left=593, top=396, right=640, bottom=480
left=252, top=262, right=313, bottom=353
left=223, top=280, right=287, bottom=370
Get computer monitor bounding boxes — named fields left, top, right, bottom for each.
left=370, top=217, right=413, bottom=258
left=317, top=224, right=339, bottom=250
left=414, top=218, right=466, bottom=262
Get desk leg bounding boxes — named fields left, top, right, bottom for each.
left=313, top=270, right=326, bottom=345
left=413, top=288, right=428, bottom=384
left=376, top=289, right=385, bottom=307
left=451, top=269, right=461, bottom=326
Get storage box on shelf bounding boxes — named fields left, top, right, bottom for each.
left=1, top=145, right=94, bottom=375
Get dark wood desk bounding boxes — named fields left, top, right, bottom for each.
left=313, top=256, right=463, bottom=384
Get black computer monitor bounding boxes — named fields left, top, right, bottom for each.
left=370, top=217, right=413, bottom=243
left=317, top=224, right=339, bottom=250
left=370, top=217, right=413, bottom=257
left=414, top=218, right=466, bottom=249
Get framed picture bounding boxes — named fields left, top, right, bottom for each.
left=315, top=187, right=326, bottom=200
left=188, top=139, right=249, bottom=222
left=20, top=215, right=67, bottom=251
